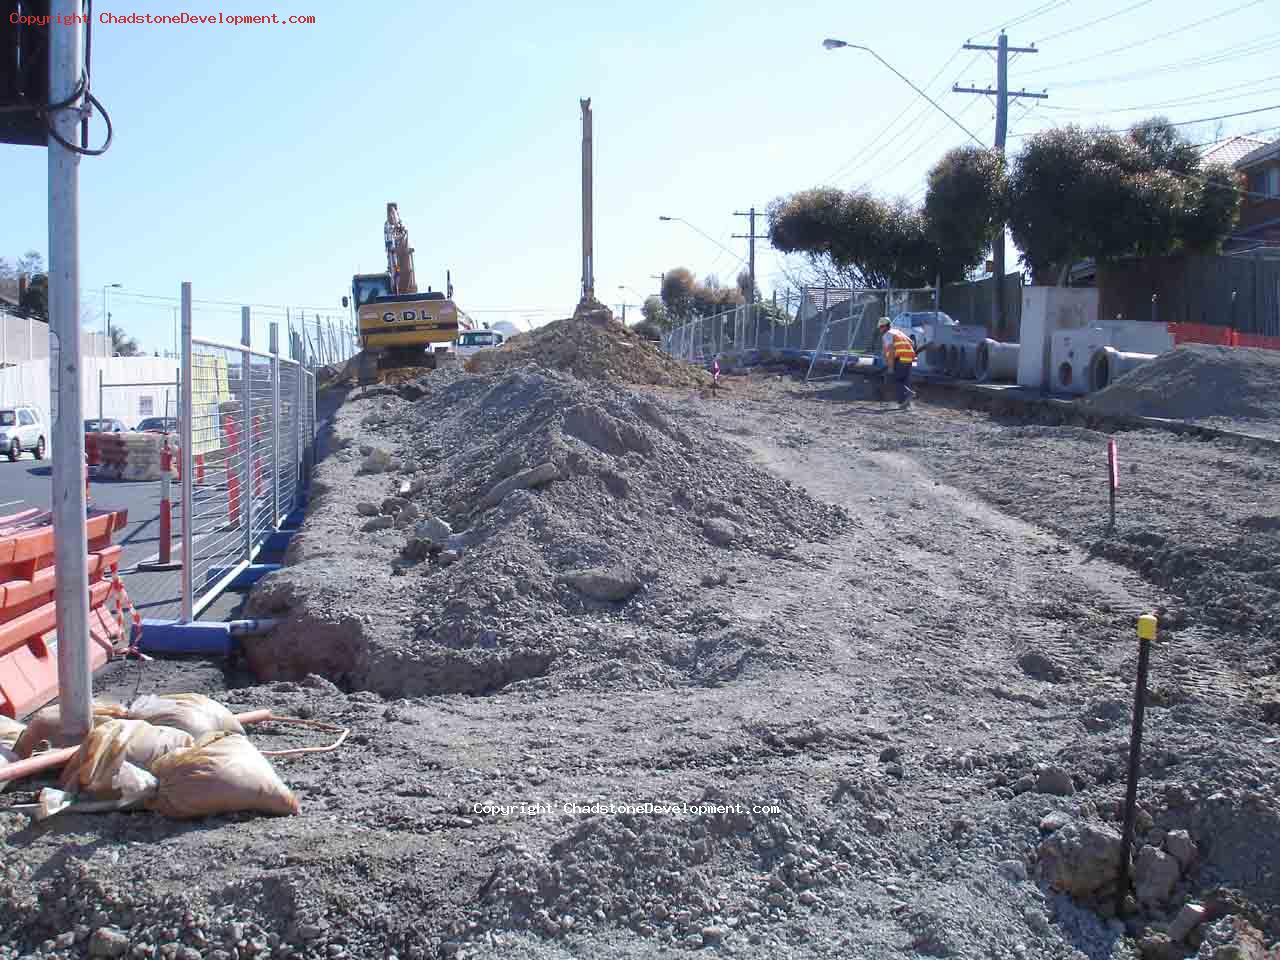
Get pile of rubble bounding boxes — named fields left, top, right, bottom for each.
left=246, top=367, right=847, bottom=696
left=464, top=312, right=711, bottom=388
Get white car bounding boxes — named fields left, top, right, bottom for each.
left=896, top=311, right=957, bottom=351
left=454, top=329, right=506, bottom=359
left=0, top=404, right=47, bottom=461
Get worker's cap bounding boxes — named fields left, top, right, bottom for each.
left=876, top=317, right=891, bottom=329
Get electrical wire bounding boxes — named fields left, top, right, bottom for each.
left=970, top=0, right=1071, bottom=41
left=1006, top=102, right=1280, bottom=138
left=1052, top=34, right=1280, bottom=90
left=1020, top=0, right=1267, bottom=76
left=1042, top=74, right=1280, bottom=114
left=1033, top=0, right=1154, bottom=43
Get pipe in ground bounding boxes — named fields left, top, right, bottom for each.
left=976, top=339, right=1020, bottom=383
left=1088, top=346, right=1157, bottom=393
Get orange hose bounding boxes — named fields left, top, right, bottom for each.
left=0, top=709, right=278, bottom=785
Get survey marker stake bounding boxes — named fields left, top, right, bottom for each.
left=1107, top=438, right=1119, bottom=532
left=1116, top=612, right=1158, bottom=913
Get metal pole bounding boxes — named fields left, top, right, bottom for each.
left=1117, top=613, right=1159, bottom=913
left=296, top=342, right=305, bottom=503
left=180, top=284, right=194, bottom=621
left=49, top=0, right=92, bottom=741
left=242, top=308, right=254, bottom=564
left=98, top=368, right=103, bottom=425
left=270, top=322, right=281, bottom=526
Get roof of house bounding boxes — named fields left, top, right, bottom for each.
left=1236, top=137, right=1280, bottom=169
left=1198, top=135, right=1269, bottom=167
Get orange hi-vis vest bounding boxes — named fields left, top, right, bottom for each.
left=886, top=329, right=916, bottom=364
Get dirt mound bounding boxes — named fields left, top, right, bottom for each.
left=464, top=313, right=711, bottom=387
left=246, top=367, right=847, bottom=696
left=1081, top=344, right=1280, bottom=423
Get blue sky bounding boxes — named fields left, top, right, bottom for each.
left=3, top=0, right=1277, bottom=351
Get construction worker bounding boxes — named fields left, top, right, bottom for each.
left=878, top=316, right=917, bottom=410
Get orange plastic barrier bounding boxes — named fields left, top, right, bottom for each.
left=0, top=510, right=131, bottom=719
left=1168, top=323, right=1280, bottom=351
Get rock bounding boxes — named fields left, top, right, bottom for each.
left=1163, top=829, right=1198, bottom=869
left=394, top=503, right=420, bottom=526
left=864, top=814, right=891, bottom=835
left=1134, top=845, right=1180, bottom=909
left=361, top=515, right=394, bottom=532
left=1012, top=775, right=1035, bottom=794
left=561, top=567, right=640, bottom=602
left=359, top=450, right=392, bottom=474
left=1035, top=766, right=1076, bottom=796
left=355, top=502, right=379, bottom=517
left=703, top=517, right=738, bottom=546
left=1168, top=903, right=1207, bottom=943
left=798, top=892, right=819, bottom=907
left=1018, top=649, right=1065, bottom=682
left=475, top=462, right=559, bottom=512
left=381, top=497, right=408, bottom=515
left=701, top=927, right=727, bottom=946
left=1037, top=821, right=1123, bottom=898
left=998, top=859, right=1028, bottom=882
left=415, top=516, right=453, bottom=547
left=878, top=746, right=901, bottom=763
left=1194, top=916, right=1269, bottom=960
left=1040, top=811, right=1071, bottom=833
left=90, top=928, right=130, bottom=958
left=438, top=550, right=461, bottom=567
left=1138, top=933, right=1181, bottom=960
left=400, top=459, right=419, bottom=473
left=297, top=923, right=327, bottom=941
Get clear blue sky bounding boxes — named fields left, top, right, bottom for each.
left=2, top=0, right=1276, bottom=351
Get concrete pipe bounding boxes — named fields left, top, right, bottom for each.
left=924, top=344, right=947, bottom=373
left=956, top=345, right=974, bottom=380
left=1089, top=346, right=1157, bottom=392
left=945, top=345, right=959, bottom=377
left=976, top=339, right=1020, bottom=383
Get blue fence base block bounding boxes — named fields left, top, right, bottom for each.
left=282, top=510, right=306, bottom=530
left=263, top=530, right=295, bottom=554
left=205, top=563, right=283, bottom=592
left=138, top=619, right=236, bottom=656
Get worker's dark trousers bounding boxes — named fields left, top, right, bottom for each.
left=893, top=359, right=913, bottom=403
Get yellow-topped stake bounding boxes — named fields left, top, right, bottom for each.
left=1137, top=613, right=1158, bottom=641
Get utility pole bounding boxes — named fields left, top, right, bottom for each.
left=49, top=0, right=93, bottom=741
left=579, top=98, right=595, bottom=305
left=732, top=207, right=768, bottom=301
left=954, top=32, right=1046, bottom=337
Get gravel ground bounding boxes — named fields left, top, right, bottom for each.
left=2, top=364, right=1277, bottom=960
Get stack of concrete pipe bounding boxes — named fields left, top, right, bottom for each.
left=1088, top=346, right=1157, bottom=392
left=975, top=339, right=1020, bottom=383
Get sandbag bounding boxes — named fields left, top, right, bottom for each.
left=13, top=702, right=130, bottom=759
left=0, top=715, right=24, bottom=751
left=59, top=719, right=194, bottom=797
left=146, top=731, right=299, bottom=819
left=0, top=744, right=17, bottom=794
left=127, top=693, right=245, bottom=739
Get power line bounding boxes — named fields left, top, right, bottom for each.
left=1033, top=0, right=1153, bottom=43
left=1021, top=0, right=1267, bottom=76
left=970, top=0, right=1070, bottom=40
left=1043, top=74, right=1280, bottom=114
left=1044, top=32, right=1280, bottom=90
left=1006, top=102, right=1280, bottom=140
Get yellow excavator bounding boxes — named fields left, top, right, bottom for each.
left=345, top=203, right=471, bottom=378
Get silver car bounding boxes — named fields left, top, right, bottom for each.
left=0, top=405, right=47, bottom=461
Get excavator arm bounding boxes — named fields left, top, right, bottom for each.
left=383, top=202, right=417, bottom=295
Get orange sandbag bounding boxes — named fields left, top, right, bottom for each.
left=59, top=719, right=194, bottom=797
left=145, top=731, right=299, bottom=819
left=13, top=702, right=130, bottom=759
left=0, top=715, right=23, bottom=751
left=128, top=694, right=245, bottom=739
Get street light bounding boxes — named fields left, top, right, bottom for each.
left=822, top=38, right=984, bottom=146
left=102, top=282, right=121, bottom=356
left=657, top=216, right=747, bottom=268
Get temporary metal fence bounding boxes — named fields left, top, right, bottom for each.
left=660, top=285, right=940, bottom=371
left=178, top=285, right=317, bottom=620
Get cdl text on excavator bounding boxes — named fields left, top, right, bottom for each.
left=345, top=203, right=471, bottom=378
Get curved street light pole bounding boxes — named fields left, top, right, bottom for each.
left=822, top=38, right=985, bottom=147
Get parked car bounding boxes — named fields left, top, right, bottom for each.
left=1, top=405, right=47, bottom=461
left=84, top=418, right=127, bottom=433
left=136, top=417, right=178, bottom=434
left=453, top=329, right=506, bottom=359
left=895, top=311, right=957, bottom=352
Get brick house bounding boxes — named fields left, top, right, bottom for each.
left=1233, top=137, right=1280, bottom=253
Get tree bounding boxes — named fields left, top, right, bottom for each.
left=19, top=274, right=48, bottom=321
left=923, top=147, right=1006, bottom=281
left=1006, top=120, right=1242, bottom=283
left=111, top=325, right=141, bottom=357
left=768, top=189, right=936, bottom=289
left=641, top=295, right=670, bottom=331
left=16, top=250, right=44, bottom=276
left=660, top=267, right=697, bottom=320
left=660, top=267, right=744, bottom=321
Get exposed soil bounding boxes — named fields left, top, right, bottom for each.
left=2, top=366, right=1278, bottom=960
left=463, top=314, right=711, bottom=388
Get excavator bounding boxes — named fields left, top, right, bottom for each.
left=345, top=203, right=471, bottom=380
